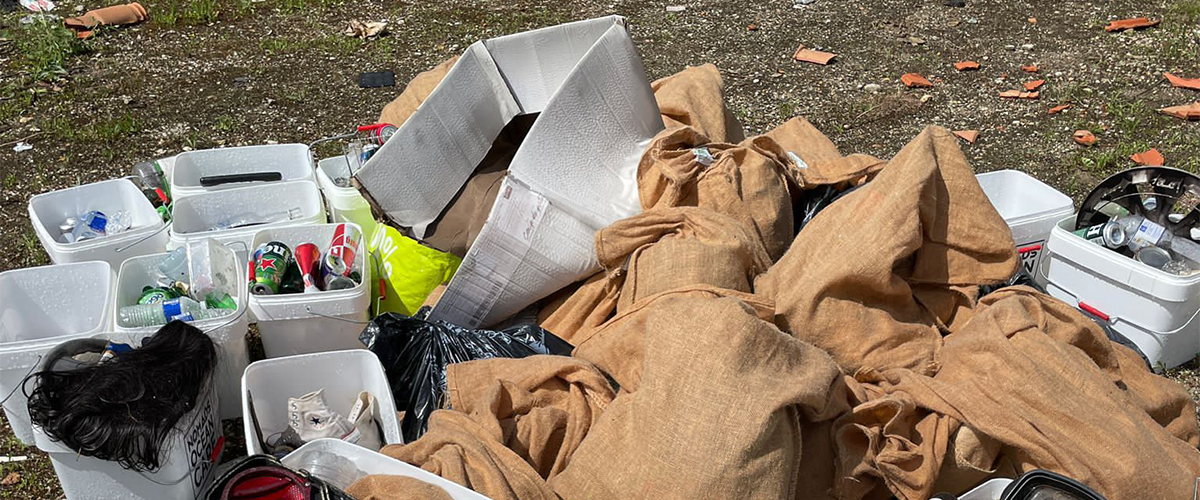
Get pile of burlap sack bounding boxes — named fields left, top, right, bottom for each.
left=348, top=62, right=1200, bottom=500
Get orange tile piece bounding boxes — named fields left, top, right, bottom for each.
left=1024, top=79, right=1046, bottom=91
left=1130, top=148, right=1165, bottom=166
left=1105, top=17, right=1160, bottom=32
left=953, top=130, right=979, bottom=143
left=954, top=61, right=981, bottom=71
left=1073, top=130, right=1096, bottom=146
left=1164, top=72, right=1200, bottom=91
left=901, top=73, right=933, bottom=88
left=1048, top=104, right=1072, bottom=114
left=1022, top=64, right=1039, bottom=73
left=793, top=48, right=837, bottom=65
left=999, top=90, right=1040, bottom=99
left=1160, top=102, right=1200, bottom=120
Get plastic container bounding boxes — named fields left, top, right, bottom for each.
left=282, top=439, right=490, bottom=500
left=248, top=223, right=371, bottom=358
left=316, top=155, right=377, bottom=236
left=958, top=478, right=1014, bottom=500
left=0, top=261, right=114, bottom=445
left=170, top=144, right=314, bottom=200
left=1043, top=216, right=1200, bottom=369
left=977, top=170, right=1075, bottom=284
left=241, top=350, right=402, bottom=456
left=27, top=179, right=170, bottom=269
left=35, top=354, right=222, bottom=500
left=168, top=180, right=326, bottom=263
left=114, top=243, right=250, bottom=420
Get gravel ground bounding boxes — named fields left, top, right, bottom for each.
left=1, top=0, right=1198, bottom=497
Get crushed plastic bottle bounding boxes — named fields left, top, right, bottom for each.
left=104, top=210, right=132, bottom=235
left=71, top=211, right=108, bottom=242
left=158, top=247, right=189, bottom=283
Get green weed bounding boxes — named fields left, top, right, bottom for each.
left=3, top=174, right=16, bottom=190
left=7, top=16, right=90, bottom=82
left=277, top=0, right=342, bottom=13
left=214, top=115, right=237, bottom=132
left=152, top=4, right=180, bottom=26
left=182, top=0, right=220, bottom=24
left=260, top=38, right=301, bottom=55
left=20, top=231, right=49, bottom=267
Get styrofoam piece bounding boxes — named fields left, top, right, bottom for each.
left=977, top=170, right=1074, bottom=284
left=114, top=243, right=250, bottom=420
left=1043, top=216, right=1200, bottom=369
left=316, top=155, right=377, bottom=236
left=282, top=439, right=491, bottom=500
left=28, top=179, right=170, bottom=269
left=36, top=361, right=221, bottom=500
left=168, top=180, right=326, bottom=263
left=0, top=261, right=114, bottom=445
left=355, top=16, right=664, bottom=328
left=170, top=144, right=314, bottom=200
left=248, top=223, right=371, bottom=358
left=240, top=350, right=402, bottom=456
left=959, top=478, right=1013, bottom=500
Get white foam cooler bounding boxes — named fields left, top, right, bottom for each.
left=114, top=243, right=250, bottom=420
left=241, top=350, right=402, bottom=456
left=0, top=261, right=114, bottom=445
left=27, top=179, right=170, bottom=269
left=168, top=180, right=326, bottom=263
left=170, top=144, right=314, bottom=200
left=977, top=170, right=1074, bottom=284
left=316, top=155, right=377, bottom=236
left=282, top=439, right=491, bottom=499
left=1043, top=216, right=1200, bottom=369
left=249, top=223, right=371, bottom=358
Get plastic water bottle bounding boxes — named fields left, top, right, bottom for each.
left=158, top=247, right=189, bottom=283
left=119, top=297, right=230, bottom=328
left=105, top=210, right=132, bottom=235
left=71, top=211, right=108, bottom=242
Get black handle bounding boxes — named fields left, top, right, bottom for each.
left=199, top=172, right=283, bottom=187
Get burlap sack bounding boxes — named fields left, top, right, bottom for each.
left=346, top=475, right=453, bottom=500
left=550, top=292, right=848, bottom=499
left=651, top=64, right=745, bottom=143
left=757, top=126, right=1019, bottom=376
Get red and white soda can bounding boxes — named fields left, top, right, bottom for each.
left=322, top=224, right=362, bottom=290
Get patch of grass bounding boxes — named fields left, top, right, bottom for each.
left=152, top=3, right=180, bottom=26
left=260, top=37, right=303, bottom=55
left=316, top=34, right=362, bottom=56
left=48, top=114, right=141, bottom=142
left=214, top=114, right=238, bottom=132
left=277, top=0, right=342, bottom=13
left=1168, top=0, right=1200, bottom=24
left=20, top=232, right=48, bottom=267
left=182, top=0, right=220, bottom=24
left=3, top=174, right=16, bottom=190
left=7, top=16, right=91, bottom=82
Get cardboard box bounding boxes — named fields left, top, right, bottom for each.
left=354, top=16, right=664, bottom=327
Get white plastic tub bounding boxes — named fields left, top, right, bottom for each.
left=282, top=439, right=491, bottom=499
left=316, top=155, right=377, bottom=236
left=168, top=181, right=326, bottom=263
left=977, top=170, right=1075, bottom=284
left=36, top=361, right=222, bottom=500
left=0, top=261, right=114, bottom=445
left=1043, top=216, right=1200, bottom=369
left=170, top=144, right=314, bottom=200
left=114, top=243, right=250, bottom=420
left=241, top=350, right=402, bottom=456
left=28, top=179, right=170, bottom=269
left=248, top=223, right=371, bottom=358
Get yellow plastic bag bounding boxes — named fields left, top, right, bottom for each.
left=367, top=224, right=461, bottom=316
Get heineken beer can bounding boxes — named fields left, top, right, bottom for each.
left=251, top=241, right=292, bottom=295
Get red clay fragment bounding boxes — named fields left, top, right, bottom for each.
left=793, top=48, right=837, bottom=65
left=1048, top=104, right=1072, bottom=114
left=1024, top=79, right=1046, bottom=91
left=901, top=73, right=933, bottom=88
left=1160, top=102, right=1200, bottom=120
left=1130, top=148, right=1165, bottom=166
left=1022, top=64, right=1039, bottom=73
left=999, top=90, right=1040, bottom=99
left=954, top=61, right=981, bottom=71
left=953, top=130, right=979, bottom=144
left=1164, top=73, right=1200, bottom=91
left=1073, top=130, right=1096, bottom=146
left=1105, top=17, right=1160, bottom=32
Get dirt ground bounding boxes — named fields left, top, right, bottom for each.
left=1, top=0, right=1198, bottom=497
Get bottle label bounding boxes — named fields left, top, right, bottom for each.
left=1133, top=219, right=1166, bottom=247
left=162, top=298, right=184, bottom=318
left=170, top=313, right=196, bottom=322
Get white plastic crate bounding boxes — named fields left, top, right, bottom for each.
left=977, top=170, right=1074, bottom=284
left=282, top=439, right=491, bottom=499
left=0, top=261, right=114, bottom=445
left=27, top=179, right=170, bottom=269
left=170, top=144, right=314, bottom=200
left=1043, top=216, right=1200, bottom=369
left=168, top=181, right=326, bottom=263
left=241, top=350, right=402, bottom=456
left=113, top=243, right=250, bottom=420
left=248, top=223, right=371, bottom=358
left=316, top=155, right=376, bottom=235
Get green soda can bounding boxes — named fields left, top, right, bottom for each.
left=251, top=241, right=293, bottom=295
left=137, top=285, right=180, bottom=305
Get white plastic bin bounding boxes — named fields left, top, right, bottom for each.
left=282, top=439, right=491, bottom=500
left=170, top=144, right=314, bottom=200
left=1043, top=216, right=1200, bottom=369
left=241, top=350, right=402, bottom=456
left=977, top=170, right=1074, bottom=284
left=959, top=478, right=1013, bottom=500
left=28, top=179, right=170, bottom=269
left=316, top=155, right=377, bottom=236
left=168, top=181, right=326, bottom=263
left=248, top=223, right=371, bottom=358
left=0, top=261, right=114, bottom=445
left=114, top=243, right=250, bottom=420
left=35, top=354, right=222, bottom=500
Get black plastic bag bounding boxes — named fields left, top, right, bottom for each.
left=359, top=308, right=565, bottom=442
left=794, top=184, right=861, bottom=235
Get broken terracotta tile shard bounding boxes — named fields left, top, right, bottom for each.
left=1131, top=148, right=1165, bottom=166
left=1160, top=102, right=1200, bottom=120
left=954, top=61, right=981, bottom=71
left=901, top=73, right=934, bottom=88
left=793, top=48, right=837, bottom=65
left=1048, top=104, right=1072, bottom=114
left=1021, top=64, right=1039, bottom=73
left=1024, top=79, right=1046, bottom=91
left=1073, top=130, right=1096, bottom=146
left=953, top=130, right=979, bottom=143
left=999, top=90, right=1040, bottom=99
left=1164, top=73, right=1200, bottom=91
left=1105, top=17, right=1160, bottom=32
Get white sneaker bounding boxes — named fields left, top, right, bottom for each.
left=346, top=391, right=382, bottom=451
left=288, top=389, right=362, bottom=445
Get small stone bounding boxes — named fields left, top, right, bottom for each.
left=920, top=94, right=933, bottom=103
left=74, top=4, right=84, bottom=12
left=665, top=5, right=686, bottom=12
left=943, top=0, right=965, bottom=6
left=1005, top=44, right=1016, bottom=51
left=966, top=17, right=979, bottom=23
left=864, top=83, right=882, bottom=92
left=1021, top=43, right=1035, bottom=50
